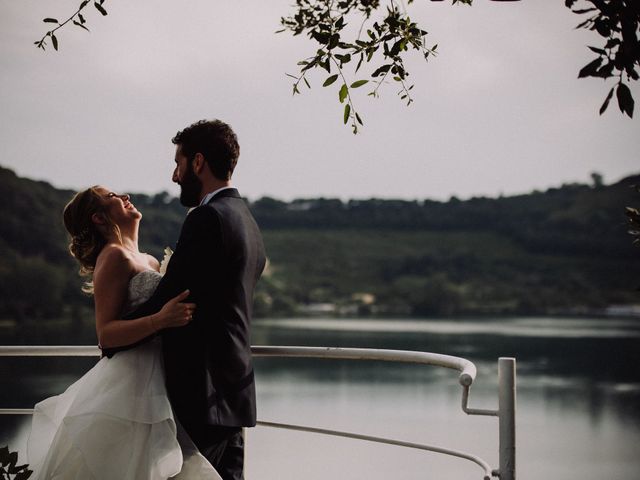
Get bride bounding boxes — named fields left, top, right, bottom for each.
left=27, top=186, right=222, bottom=479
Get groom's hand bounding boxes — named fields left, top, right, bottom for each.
left=151, top=289, right=196, bottom=331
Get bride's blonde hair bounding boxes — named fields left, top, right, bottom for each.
left=63, top=186, right=122, bottom=294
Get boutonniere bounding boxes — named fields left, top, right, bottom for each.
left=159, top=247, right=174, bottom=276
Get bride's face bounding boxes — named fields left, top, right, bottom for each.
left=94, top=186, right=142, bottom=225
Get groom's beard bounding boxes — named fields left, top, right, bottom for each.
left=179, top=164, right=202, bottom=207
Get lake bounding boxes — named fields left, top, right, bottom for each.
left=1, top=316, right=640, bottom=479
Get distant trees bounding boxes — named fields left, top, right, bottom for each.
left=626, top=184, right=640, bottom=248
left=591, top=171, right=604, bottom=188
left=0, top=255, right=65, bottom=321
left=1, top=165, right=638, bottom=321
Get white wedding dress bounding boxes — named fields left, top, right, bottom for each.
left=27, top=270, right=222, bottom=480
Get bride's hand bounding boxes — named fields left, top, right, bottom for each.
left=152, top=290, right=196, bottom=330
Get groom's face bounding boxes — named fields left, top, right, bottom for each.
left=173, top=145, right=202, bottom=207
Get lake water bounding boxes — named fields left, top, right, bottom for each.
left=1, top=316, right=640, bottom=479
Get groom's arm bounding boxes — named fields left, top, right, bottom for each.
left=102, top=207, right=221, bottom=357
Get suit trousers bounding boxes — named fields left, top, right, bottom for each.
left=196, top=426, right=245, bottom=480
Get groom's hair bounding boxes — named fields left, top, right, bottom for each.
left=172, top=119, right=239, bottom=180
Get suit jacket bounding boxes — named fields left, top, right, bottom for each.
left=104, top=188, right=265, bottom=434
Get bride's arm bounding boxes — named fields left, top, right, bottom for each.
left=93, top=246, right=194, bottom=349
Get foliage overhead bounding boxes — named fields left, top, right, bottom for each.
left=0, top=446, right=31, bottom=480
left=35, top=1, right=637, bottom=129
left=567, top=0, right=639, bottom=118
left=34, top=0, right=106, bottom=52
left=278, top=0, right=473, bottom=132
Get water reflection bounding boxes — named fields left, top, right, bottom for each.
left=250, top=317, right=640, bottom=479
left=1, top=316, right=639, bottom=479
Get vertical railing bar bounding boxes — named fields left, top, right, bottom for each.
left=498, top=357, right=516, bottom=480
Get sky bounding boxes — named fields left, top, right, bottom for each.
left=1, top=0, right=638, bottom=202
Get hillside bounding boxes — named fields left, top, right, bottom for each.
left=0, top=165, right=638, bottom=326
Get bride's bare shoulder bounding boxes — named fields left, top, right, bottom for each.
left=94, top=244, right=135, bottom=278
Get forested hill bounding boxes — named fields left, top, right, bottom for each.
left=0, top=165, right=638, bottom=323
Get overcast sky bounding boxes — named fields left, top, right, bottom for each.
left=1, top=0, right=638, bottom=202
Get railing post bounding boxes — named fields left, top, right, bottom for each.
left=498, top=357, right=516, bottom=480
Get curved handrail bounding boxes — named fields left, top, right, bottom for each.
left=0, top=345, right=477, bottom=386
left=0, top=344, right=496, bottom=479
left=251, top=346, right=477, bottom=386
left=0, top=345, right=100, bottom=356
left=257, top=420, right=492, bottom=480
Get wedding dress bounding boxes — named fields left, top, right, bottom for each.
left=27, top=270, right=221, bottom=480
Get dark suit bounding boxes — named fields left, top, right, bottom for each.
left=104, top=188, right=265, bottom=478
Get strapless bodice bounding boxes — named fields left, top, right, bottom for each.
left=122, top=270, right=162, bottom=315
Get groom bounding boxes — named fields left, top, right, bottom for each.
left=110, top=119, right=266, bottom=479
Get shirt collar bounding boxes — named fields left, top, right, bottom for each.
left=199, top=186, right=235, bottom=206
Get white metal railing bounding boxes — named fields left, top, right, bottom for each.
left=0, top=345, right=516, bottom=480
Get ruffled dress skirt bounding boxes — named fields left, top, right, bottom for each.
left=27, top=338, right=221, bottom=480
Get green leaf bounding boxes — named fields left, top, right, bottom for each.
left=73, top=20, right=90, bottom=32
left=605, top=38, right=620, bottom=49
left=355, top=112, right=363, bottom=126
left=43, top=18, right=59, bottom=23
left=15, top=470, right=33, bottom=480
left=372, top=64, right=391, bottom=77
left=51, top=34, right=58, bottom=51
left=0, top=446, right=9, bottom=463
left=311, top=31, right=330, bottom=44
left=588, top=46, right=606, bottom=55
left=94, top=2, right=108, bottom=16
left=339, top=84, right=348, bottom=103
left=599, top=87, right=614, bottom=115
left=596, top=63, right=614, bottom=78
left=578, top=58, right=602, bottom=78
left=350, top=80, right=368, bottom=88
left=343, top=104, right=351, bottom=124
left=616, top=83, right=634, bottom=118
left=323, top=75, right=338, bottom=87
left=328, top=34, right=340, bottom=50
